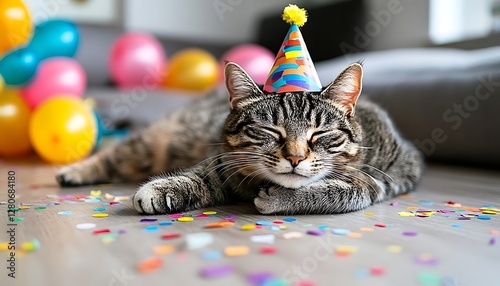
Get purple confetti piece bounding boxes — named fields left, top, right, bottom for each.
left=118, top=229, right=126, bottom=234
left=247, top=271, right=274, bottom=285
left=306, top=229, right=325, bottom=236
left=200, top=264, right=233, bottom=278
left=389, top=202, right=399, bottom=206
left=403, top=231, right=418, bottom=237
left=226, top=215, right=236, bottom=219
left=458, top=217, right=471, bottom=220
left=140, top=218, right=158, bottom=223
left=490, top=237, right=497, bottom=245
left=415, top=256, right=439, bottom=266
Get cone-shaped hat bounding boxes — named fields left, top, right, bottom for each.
left=263, top=5, right=322, bottom=94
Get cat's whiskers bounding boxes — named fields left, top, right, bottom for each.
left=322, top=162, right=381, bottom=198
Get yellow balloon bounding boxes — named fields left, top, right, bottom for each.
left=164, top=48, right=219, bottom=92
left=29, top=97, right=97, bottom=164
left=0, top=74, right=4, bottom=93
left=0, top=0, right=33, bottom=54
left=0, top=88, right=31, bottom=156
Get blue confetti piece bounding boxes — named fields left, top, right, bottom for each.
left=202, top=251, right=222, bottom=261
left=159, top=221, right=173, bottom=226
left=318, top=225, right=329, bottom=230
left=144, top=225, right=160, bottom=232
left=477, top=215, right=491, bottom=220
left=57, top=211, right=72, bottom=216
left=355, top=268, right=370, bottom=279
left=451, top=224, right=462, bottom=228
left=93, top=207, right=107, bottom=212
left=332, top=228, right=351, bottom=235
left=256, top=221, right=273, bottom=226
left=269, top=226, right=281, bottom=231
left=282, top=217, right=296, bottom=222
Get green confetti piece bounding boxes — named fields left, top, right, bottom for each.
left=34, top=206, right=46, bottom=210
left=418, top=272, right=441, bottom=286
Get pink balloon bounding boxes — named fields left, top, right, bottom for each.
left=220, top=44, right=275, bottom=85
left=21, top=57, right=86, bottom=110
left=109, top=33, right=166, bottom=89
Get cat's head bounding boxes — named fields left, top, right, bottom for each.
left=223, top=62, right=364, bottom=189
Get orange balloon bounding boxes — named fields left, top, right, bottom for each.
left=29, top=97, right=97, bottom=164
left=163, top=48, right=218, bottom=92
left=0, top=0, right=33, bottom=54
left=0, top=88, right=31, bottom=156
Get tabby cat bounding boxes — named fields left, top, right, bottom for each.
left=56, top=62, right=424, bottom=215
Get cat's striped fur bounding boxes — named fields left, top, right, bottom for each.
left=57, top=62, right=424, bottom=214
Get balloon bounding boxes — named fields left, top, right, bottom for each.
left=29, top=97, right=96, bottom=164
left=0, top=88, right=31, bottom=156
left=163, top=48, right=218, bottom=92
left=0, top=0, right=32, bottom=54
left=21, top=57, right=86, bottom=110
left=109, top=33, right=166, bottom=89
left=27, top=19, right=80, bottom=60
left=0, top=48, right=39, bottom=86
left=220, top=44, right=275, bottom=85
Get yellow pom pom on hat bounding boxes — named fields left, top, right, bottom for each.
left=263, top=4, right=322, bottom=94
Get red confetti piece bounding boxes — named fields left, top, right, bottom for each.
left=260, top=246, right=277, bottom=254
left=93, top=229, right=111, bottom=235
left=273, top=220, right=284, bottom=224
left=374, top=223, right=386, bottom=228
left=161, top=233, right=181, bottom=239
left=370, top=266, right=385, bottom=276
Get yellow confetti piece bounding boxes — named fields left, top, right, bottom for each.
left=364, top=212, right=375, bottom=217
left=241, top=224, right=256, bottom=231
left=398, top=211, right=415, bottom=217
left=90, top=190, right=102, bottom=198
left=283, top=231, right=304, bottom=239
left=154, top=245, right=176, bottom=255
left=224, top=246, right=250, bottom=257
left=19, top=206, right=30, bottom=210
left=347, top=232, right=362, bottom=238
left=360, top=227, right=374, bottom=232
left=279, top=225, right=288, bottom=230
left=203, top=211, right=217, bottom=215
left=177, top=217, right=194, bottom=222
left=104, top=193, right=115, bottom=200
left=205, top=222, right=233, bottom=228
left=482, top=210, right=498, bottom=215
left=114, top=196, right=130, bottom=202
left=336, top=245, right=358, bottom=254
left=407, top=206, right=418, bottom=211
left=92, top=213, right=109, bottom=218
left=386, top=245, right=403, bottom=253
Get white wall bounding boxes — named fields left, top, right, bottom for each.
left=124, top=0, right=335, bottom=44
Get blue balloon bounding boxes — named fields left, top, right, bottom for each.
left=27, top=19, right=80, bottom=60
left=0, top=48, right=39, bottom=86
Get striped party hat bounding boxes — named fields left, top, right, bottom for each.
left=263, top=4, right=322, bottom=94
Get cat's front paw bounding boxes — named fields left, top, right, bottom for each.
left=133, top=178, right=187, bottom=214
left=254, top=186, right=283, bottom=215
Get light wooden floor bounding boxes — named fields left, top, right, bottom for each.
left=1, top=157, right=499, bottom=286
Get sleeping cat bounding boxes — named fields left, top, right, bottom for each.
left=56, top=62, right=424, bottom=215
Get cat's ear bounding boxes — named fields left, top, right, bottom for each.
left=225, top=62, right=264, bottom=110
left=320, top=63, right=363, bottom=116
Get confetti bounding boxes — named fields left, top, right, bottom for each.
left=250, top=234, right=275, bottom=244
left=21, top=239, right=40, bottom=252
left=451, top=224, right=462, bottom=228
left=241, top=224, right=256, bottom=230
left=202, top=251, right=222, bottom=261
left=374, top=223, right=386, bottom=228
left=92, top=213, right=108, bottom=218
left=306, top=230, right=324, bottom=236
left=159, top=221, right=173, bottom=226
left=256, top=220, right=273, bottom=226
left=186, top=232, right=214, bottom=250
left=370, top=266, right=385, bottom=276
left=364, top=212, right=375, bottom=216
left=57, top=211, right=72, bottom=215
left=273, top=220, right=284, bottom=224
left=332, top=228, right=351, bottom=235
left=224, top=246, right=250, bottom=256
left=140, top=218, right=158, bottom=223
left=398, top=211, right=415, bottom=217
left=260, top=246, right=277, bottom=254
left=154, top=245, right=175, bottom=255
left=177, top=217, right=194, bottom=222
left=93, top=207, right=107, bottom=212
left=390, top=202, right=399, bottom=206
left=203, top=211, right=217, bottom=215
left=354, top=268, right=370, bottom=279
left=76, top=223, right=96, bottom=230
left=161, top=233, right=181, bottom=240
left=489, top=237, right=496, bottom=245
left=144, top=226, right=160, bottom=232
left=282, top=217, right=297, bottom=222
left=360, top=227, right=374, bottom=232
left=415, top=253, right=439, bottom=266
left=205, top=222, right=234, bottom=228
left=247, top=271, right=274, bottom=285
left=168, top=214, right=183, bottom=219
left=318, top=225, right=329, bottom=230
left=200, top=264, right=233, bottom=278
left=335, top=245, right=357, bottom=256
left=93, top=229, right=111, bottom=235
left=477, top=215, right=491, bottom=220
left=386, top=245, right=402, bottom=253
left=418, top=272, right=441, bottom=286
left=283, top=231, right=303, bottom=239
left=347, top=232, right=362, bottom=238
left=34, top=206, right=46, bottom=210
left=89, top=190, right=102, bottom=198
left=403, top=231, right=417, bottom=237
left=137, top=257, right=163, bottom=273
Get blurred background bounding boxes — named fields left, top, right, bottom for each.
left=1, top=0, right=500, bottom=169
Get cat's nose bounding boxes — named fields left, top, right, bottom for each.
left=286, top=155, right=305, bottom=167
